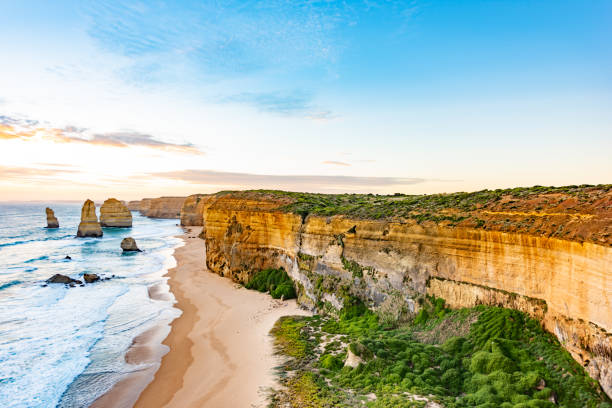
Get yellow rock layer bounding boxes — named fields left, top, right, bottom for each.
left=100, top=198, right=132, bottom=227
left=77, top=199, right=102, bottom=237
left=202, top=194, right=612, bottom=397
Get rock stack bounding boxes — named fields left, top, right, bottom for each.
left=100, top=198, right=132, bottom=227
left=77, top=199, right=103, bottom=237
left=121, top=237, right=141, bottom=252
left=45, top=207, right=59, bottom=228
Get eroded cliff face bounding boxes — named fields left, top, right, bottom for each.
left=128, top=197, right=186, bottom=218
left=180, top=194, right=213, bottom=226
left=202, top=192, right=612, bottom=397
left=77, top=199, right=103, bottom=237
left=100, top=198, right=132, bottom=227
left=45, top=207, right=59, bottom=228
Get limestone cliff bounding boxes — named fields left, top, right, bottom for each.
left=77, top=199, right=103, bottom=237
left=180, top=194, right=214, bottom=226
left=128, top=197, right=185, bottom=218
left=45, top=207, right=59, bottom=228
left=100, top=198, right=132, bottom=227
left=127, top=200, right=144, bottom=211
left=202, top=186, right=612, bottom=397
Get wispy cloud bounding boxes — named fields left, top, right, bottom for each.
left=322, top=161, right=351, bottom=167
left=222, top=91, right=313, bottom=115
left=149, top=169, right=432, bottom=192
left=0, top=115, right=203, bottom=154
left=0, top=165, right=77, bottom=181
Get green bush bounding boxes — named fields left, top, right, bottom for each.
left=319, top=354, right=343, bottom=371
left=245, top=268, right=296, bottom=299
left=270, top=304, right=611, bottom=408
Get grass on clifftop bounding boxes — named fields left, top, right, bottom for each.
left=218, top=184, right=612, bottom=244
left=269, top=300, right=611, bottom=408
left=245, top=268, right=296, bottom=299
left=224, top=184, right=611, bottom=221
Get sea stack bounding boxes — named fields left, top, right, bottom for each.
left=121, top=237, right=141, bottom=252
left=77, top=199, right=103, bottom=237
left=45, top=207, right=59, bottom=228
left=100, top=198, right=132, bottom=227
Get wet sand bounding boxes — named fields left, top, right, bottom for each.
left=94, top=227, right=309, bottom=407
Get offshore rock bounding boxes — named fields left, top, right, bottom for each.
left=121, top=237, right=141, bottom=252
left=83, top=273, right=100, bottom=283
left=47, top=274, right=82, bottom=285
left=76, top=199, right=103, bottom=238
left=100, top=198, right=132, bottom=227
left=45, top=207, right=59, bottom=228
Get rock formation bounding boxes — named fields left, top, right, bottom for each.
left=180, top=194, right=213, bottom=226
left=100, top=198, right=132, bottom=227
left=121, top=237, right=141, bottom=252
left=76, top=199, right=103, bottom=237
left=83, top=273, right=100, bottom=283
left=200, top=187, right=612, bottom=397
left=128, top=197, right=186, bottom=218
left=127, top=200, right=143, bottom=211
left=344, top=348, right=363, bottom=368
left=47, top=274, right=82, bottom=285
left=45, top=207, right=59, bottom=228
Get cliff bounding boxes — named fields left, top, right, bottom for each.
left=127, top=200, right=144, bottom=211
left=127, top=197, right=186, bottom=219
left=202, top=185, right=612, bottom=397
left=100, top=198, right=132, bottom=227
left=77, top=199, right=103, bottom=237
left=180, top=194, right=214, bottom=226
left=45, top=207, right=59, bottom=228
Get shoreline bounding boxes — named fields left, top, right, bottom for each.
left=95, top=227, right=309, bottom=407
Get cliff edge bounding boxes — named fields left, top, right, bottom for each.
left=201, top=185, right=612, bottom=397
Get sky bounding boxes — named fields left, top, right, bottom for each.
left=0, top=0, right=611, bottom=201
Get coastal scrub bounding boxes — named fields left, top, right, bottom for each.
left=269, top=303, right=611, bottom=408
left=245, top=268, right=296, bottom=299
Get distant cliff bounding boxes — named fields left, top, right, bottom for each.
left=127, top=197, right=186, bottom=219
left=200, top=185, right=612, bottom=397
left=180, top=194, right=213, bottom=226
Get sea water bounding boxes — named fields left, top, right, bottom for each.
left=0, top=203, right=182, bottom=408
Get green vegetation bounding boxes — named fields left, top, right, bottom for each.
left=245, top=268, right=296, bottom=299
left=218, top=184, right=611, bottom=222
left=270, top=302, right=610, bottom=408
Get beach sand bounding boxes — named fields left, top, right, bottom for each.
left=93, top=227, right=309, bottom=408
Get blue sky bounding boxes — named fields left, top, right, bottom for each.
left=0, top=0, right=610, bottom=200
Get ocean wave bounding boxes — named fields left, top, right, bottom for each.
left=0, top=280, right=22, bottom=291
left=0, top=234, right=73, bottom=248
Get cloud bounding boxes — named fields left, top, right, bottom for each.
left=221, top=90, right=338, bottom=119
left=0, top=115, right=203, bottom=154
left=322, top=161, right=351, bottom=167
left=149, top=169, right=430, bottom=192
left=0, top=165, right=77, bottom=181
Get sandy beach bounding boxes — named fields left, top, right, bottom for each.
left=95, top=227, right=309, bottom=408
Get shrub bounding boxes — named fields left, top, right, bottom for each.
left=245, top=268, right=296, bottom=299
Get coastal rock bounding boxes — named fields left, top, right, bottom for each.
left=47, top=274, right=82, bottom=285
left=180, top=194, right=213, bottom=226
left=344, top=348, right=363, bottom=368
left=83, top=273, right=100, bottom=283
left=201, top=188, right=612, bottom=397
left=121, top=237, right=141, bottom=252
left=100, top=198, right=132, bottom=227
left=127, top=200, right=142, bottom=211
left=45, top=207, right=59, bottom=228
left=77, top=199, right=103, bottom=237
left=134, top=197, right=186, bottom=218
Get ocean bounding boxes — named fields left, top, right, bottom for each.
left=0, top=203, right=182, bottom=408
